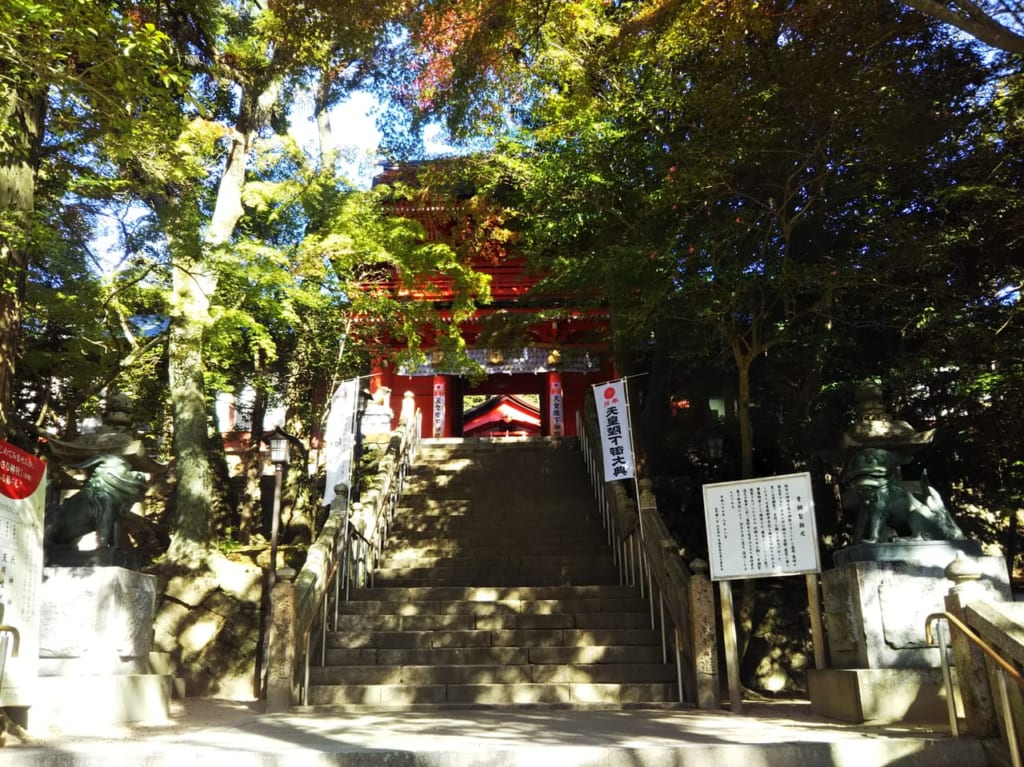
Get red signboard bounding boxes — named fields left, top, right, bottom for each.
left=0, top=442, right=45, bottom=501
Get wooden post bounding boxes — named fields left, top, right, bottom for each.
left=805, top=572, right=827, bottom=670
left=719, top=580, right=743, bottom=714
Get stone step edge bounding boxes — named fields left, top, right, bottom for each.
left=337, top=599, right=650, bottom=614
left=348, top=585, right=639, bottom=599
left=305, top=681, right=679, bottom=706
left=326, top=628, right=662, bottom=648
left=290, top=700, right=689, bottom=715
left=324, top=646, right=665, bottom=664
left=331, top=615, right=654, bottom=630
left=309, top=663, right=676, bottom=684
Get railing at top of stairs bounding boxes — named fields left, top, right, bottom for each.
left=926, top=555, right=1024, bottom=767
left=575, top=395, right=721, bottom=710
left=266, top=393, right=422, bottom=711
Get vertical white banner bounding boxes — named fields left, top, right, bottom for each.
left=0, top=440, right=45, bottom=706
left=432, top=377, right=446, bottom=438
left=322, top=377, right=359, bottom=507
left=549, top=374, right=564, bottom=437
left=593, top=380, right=635, bottom=481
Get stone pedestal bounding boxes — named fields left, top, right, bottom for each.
left=809, top=542, right=1010, bottom=723
left=823, top=543, right=1010, bottom=669
left=807, top=667, right=959, bottom=724
left=31, top=566, right=175, bottom=729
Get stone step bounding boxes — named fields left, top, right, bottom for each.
left=387, top=531, right=605, bottom=547
left=304, top=438, right=665, bottom=713
left=396, top=503, right=596, bottom=518
left=394, top=501, right=597, bottom=516
left=387, top=520, right=602, bottom=536
left=414, top=441, right=582, bottom=452
left=387, top=527, right=605, bottom=540
left=378, top=540, right=609, bottom=560
left=376, top=553, right=616, bottom=572
left=330, top=627, right=662, bottom=650
left=371, top=571, right=621, bottom=588
left=323, top=644, right=665, bottom=667
left=348, top=584, right=640, bottom=602
left=338, top=596, right=649, bottom=616
left=404, top=464, right=589, bottom=475
left=310, top=662, right=675, bottom=686
left=306, top=681, right=677, bottom=707
left=404, top=471, right=587, bottom=484
left=333, top=611, right=654, bottom=632
left=404, top=474, right=586, bottom=484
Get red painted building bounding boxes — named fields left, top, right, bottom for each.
left=462, top=394, right=541, bottom=438
left=366, top=162, right=613, bottom=438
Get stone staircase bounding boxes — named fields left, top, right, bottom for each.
left=306, top=437, right=678, bottom=708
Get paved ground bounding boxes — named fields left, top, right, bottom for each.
left=0, top=698, right=1001, bottom=767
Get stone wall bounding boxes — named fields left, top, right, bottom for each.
left=150, top=554, right=263, bottom=700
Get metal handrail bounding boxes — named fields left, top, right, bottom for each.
left=290, top=405, right=421, bottom=706
left=927, top=610, right=1023, bottom=767
left=576, top=401, right=714, bottom=707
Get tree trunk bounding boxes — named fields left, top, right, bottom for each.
left=733, top=345, right=755, bottom=479
left=237, top=387, right=268, bottom=543
left=164, top=79, right=282, bottom=564
left=166, top=255, right=218, bottom=565
left=0, top=84, right=46, bottom=435
left=314, top=71, right=339, bottom=177
left=282, top=361, right=312, bottom=545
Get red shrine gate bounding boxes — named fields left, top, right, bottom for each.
left=365, top=163, right=613, bottom=439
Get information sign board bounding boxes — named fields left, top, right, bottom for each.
left=0, top=440, right=46, bottom=705
left=702, top=472, right=820, bottom=581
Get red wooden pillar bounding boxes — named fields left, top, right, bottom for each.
left=547, top=371, right=564, bottom=437
left=370, top=360, right=387, bottom=395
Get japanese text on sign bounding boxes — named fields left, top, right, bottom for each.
left=592, top=380, right=635, bottom=481
left=549, top=377, right=564, bottom=437
left=702, top=472, right=819, bottom=580
left=0, top=439, right=45, bottom=706
left=432, top=380, right=446, bottom=438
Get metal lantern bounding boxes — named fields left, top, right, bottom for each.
left=267, top=426, right=290, bottom=465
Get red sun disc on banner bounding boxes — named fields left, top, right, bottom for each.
left=0, top=440, right=46, bottom=500
left=603, top=386, right=616, bottom=400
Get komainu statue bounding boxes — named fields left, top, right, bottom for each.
left=45, top=454, right=148, bottom=550
left=846, top=447, right=965, bottom=543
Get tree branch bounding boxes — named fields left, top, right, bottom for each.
left=902, top=0, right=1024, bottom=54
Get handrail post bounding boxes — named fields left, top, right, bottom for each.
left=689, top=558, right=720, bottom=710
left=932, top=617, right=959, bottom=736
left=266, top=566, right=298, bottom=713
left=998, top=670, right=1023, bottom=767
left=944, top=554, right=999, bottom=736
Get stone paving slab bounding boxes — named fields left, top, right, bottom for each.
left=0, top=699, right=1002, bottom=767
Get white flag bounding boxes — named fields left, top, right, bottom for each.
left=593, top=380, right=635, bottom=482
left=322, top=378, right=360, bottom=507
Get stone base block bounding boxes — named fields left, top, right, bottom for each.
left=821, top=549, right=1010, bottom=668
left=29, top=674, right=174, bottom=730
left=807, top=667, right=959, bottom=724
left=40, top=651, right=174, bottom=678
left=40, top=565, right=158, bottom=673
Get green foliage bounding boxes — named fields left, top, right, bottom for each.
left=9, top=0, right=1024, bottom=561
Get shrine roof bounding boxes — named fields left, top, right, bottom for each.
left=462, top=394, right=541, bottom=436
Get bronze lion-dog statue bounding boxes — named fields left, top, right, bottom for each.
left=45, top=454, right=148, bottom=550
left=846, top=447, right=965, bottom=543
